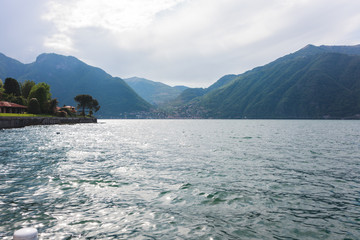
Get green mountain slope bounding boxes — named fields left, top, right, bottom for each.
left=0, top=53, right=151, bottom=118
left=197, top=49, right=360, bottom=119
left=124, top=77, right=187, bottom=105
left=0, top=53, right=27, bottom=78
left=170, top=74, right=238, bottom=106
left=171, top=88, right=207, bottom=106
left=206, top=74, right=239, bottom=93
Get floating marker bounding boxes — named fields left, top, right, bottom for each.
left=13, top=228, right=38, bottom=240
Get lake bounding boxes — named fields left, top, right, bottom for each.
left=1, top=120, right=360, bottom=239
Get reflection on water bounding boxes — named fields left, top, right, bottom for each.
left=1, top=120, right=360, bottom=239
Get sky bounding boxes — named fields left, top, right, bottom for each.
left=0, top=0, right=360, bottom=87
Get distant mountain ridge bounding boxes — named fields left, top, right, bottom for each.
left=295, top=44, right=360, bottom=57
left=1, top=44, right=359, bottom=119
left=171, top=44, right=360, bottom=119
left=124, top=77, right=188, bottom=106
left=0, top=53, right=27, bottom=77
left=0, top=53, right=151, bottom=118
left=170, top=74, right=238, bottom=106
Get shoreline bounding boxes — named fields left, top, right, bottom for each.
left=0, top=116, right=97, bottom=129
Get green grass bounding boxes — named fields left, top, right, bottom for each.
left=0, top=113, right=54, bottom=117
left=0, top=113, right=96, bottom=118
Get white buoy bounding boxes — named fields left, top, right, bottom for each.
left=13, top=228, right=38, bottom=240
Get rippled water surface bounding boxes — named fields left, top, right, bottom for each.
left=1, top=120, right=360, bottom=239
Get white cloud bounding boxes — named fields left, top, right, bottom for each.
left=1, top=0, right=360, bottom=87
left=42, top=0, right=186, bottom=53
left=44, top=0, right=185, bottom=31
left=44, top=34, right=74, bottom=53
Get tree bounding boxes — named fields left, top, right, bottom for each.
left=48, top=98, right=59, bottom=115
left=74, top=94, right=93, bottom=116
left=28, top=83, right=51, bottom=113
left=21, top=80, right=36, bottom=99
left=4, top=77, right=21, bottom=96
left=74, top=94, right=100, bottom=117
left=14, top=96, right=26, bottom=106
left=0, top=78, right=26, bottom=104
left=89, top=99, right=100, bottom=117
left=28, top=98, right=41, bottom=114
left=0, top=81, right=4, bottom=100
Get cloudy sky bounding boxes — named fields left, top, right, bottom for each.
left=1, top=0, right=359, bottom=87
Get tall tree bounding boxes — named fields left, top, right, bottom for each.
left=4, top=77, right=21, bottom=96
left=48, top=98, right=59, bottom=115
left=74, top=94, right=93, bottom=116
left=0, top=79, right=3, bottom=100
left=28, top=98, right=41, bottom=114
left=92, top=99, right=100, bottom=113
left=21, top=80, right=36, bottom=99
left=28, top=83, right=51, bottom=113
left=89, top=98, right=100, bottom=117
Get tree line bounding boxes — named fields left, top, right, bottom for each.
left=0, top=77, right=100, bottom=117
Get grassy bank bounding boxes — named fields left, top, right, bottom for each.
left=0, top=113, right=54, bottom=117
left=0, top=113, right=95, bottom=118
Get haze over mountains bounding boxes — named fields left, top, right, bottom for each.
left=1, top=44, right=360, bottom=119
left=123, top=77, right=187, bottom=106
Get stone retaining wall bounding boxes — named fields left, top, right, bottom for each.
left=0, top=117, right=97, bottom=129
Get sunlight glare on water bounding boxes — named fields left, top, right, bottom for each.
left=1, top=120, right=360, bottom=239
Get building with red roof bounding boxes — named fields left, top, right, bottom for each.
left=0, top=101, right=27, bottom=114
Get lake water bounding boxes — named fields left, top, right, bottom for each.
left=1, top=120, right=360, bottom=239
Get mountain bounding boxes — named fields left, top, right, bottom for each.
left=0, top=53, right=151, bottom=118
left=206, top=74, right=238, bottom=92
left=170, top=74, right=238, bottom=106
left=0, top=53, right=27, bottom=78
left=124, top=77, right=187, bottom=105
left=2, top=44, right=359, bottom=119
left=291, top=44, right=360, bottom=57
left=171, top=88, right=207, bottom=106
left=173, top=85, right=188, bottom=91
left=177, top=44, right=360, bottom=119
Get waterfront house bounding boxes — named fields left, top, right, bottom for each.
left=56, top=105, right=77, bottom=113
left=63, top=106, right=77, bottom=113
left=0, top=101, right=27, bottom=114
